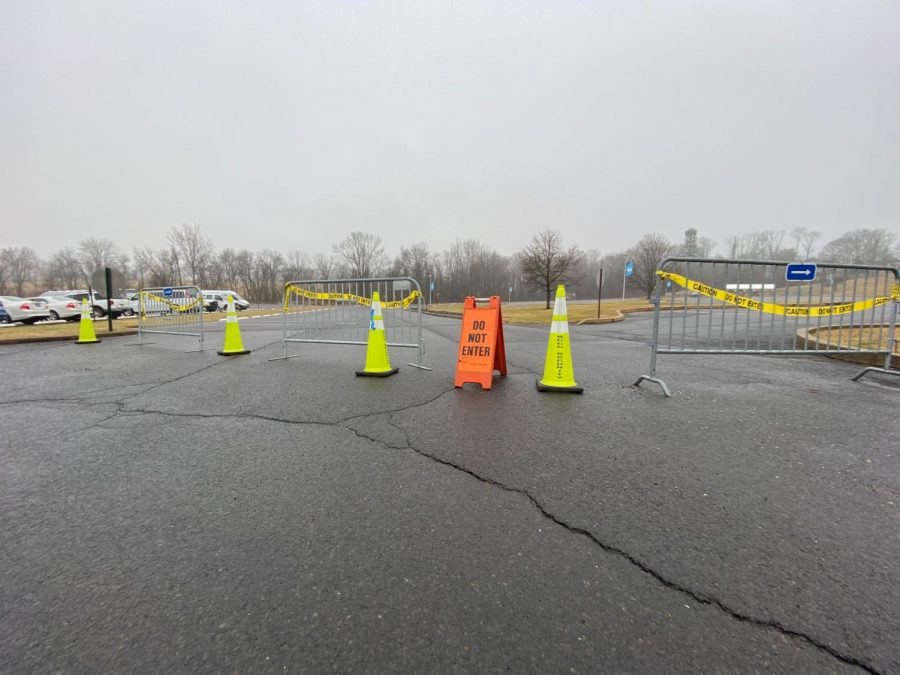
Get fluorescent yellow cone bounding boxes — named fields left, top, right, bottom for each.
left=537, top=285, right=583, bottom=393
left=217, top=295, right=251, bottom=356
left=356, top=291, right=398, bottom=377
left=75, top=298, right=100, bottom=344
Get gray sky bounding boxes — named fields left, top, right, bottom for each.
left=2, top=0, right=898, bottom=260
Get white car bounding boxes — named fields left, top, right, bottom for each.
left=0, top=296, right=53, bottom=324
left=27, top=296, right=81, bottom=321
left=205, top=290, right=250, bottom=310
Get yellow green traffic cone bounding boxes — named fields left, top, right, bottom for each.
left=536, top=285, right=583, bottom=393
left=356, top=292, right=398, bottom=377
left=75, top=299, right=100, bottom=344
left=217, top=295, right=251, bottom=356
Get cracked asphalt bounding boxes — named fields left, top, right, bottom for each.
left=2, top=312, right=898, bottom=672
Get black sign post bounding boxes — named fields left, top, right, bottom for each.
left=596, top=267, right=603, bottom=319
left=105, top=267, right=114, bottom=332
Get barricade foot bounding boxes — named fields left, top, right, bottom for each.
left=407, top=362, right=433, bottom=371
left=634, top=375, right=672, bottom=397
left=852, top=366, right=900, bottom=382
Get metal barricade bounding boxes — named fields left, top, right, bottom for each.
left=275, top=277, right=430, bottom=369
left=137, top=285, right=204, bottom=349
left=635, top=258, right=899, bottom=396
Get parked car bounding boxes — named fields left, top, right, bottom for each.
left=201, top=291, right=227, bottom=312
left=0, top=296, right=52, bottom=324
left=62, top=291, right=131, bottom=318
left=205, top=290, right=250, bottom=310
left=27, top=295, right=81, bottom=321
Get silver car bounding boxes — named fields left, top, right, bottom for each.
left=0, top=296, right=53, bottom=324
left=27, top=295, right=81, bottom=321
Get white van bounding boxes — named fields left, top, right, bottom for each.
left=204, top=290, right=250, bottom=311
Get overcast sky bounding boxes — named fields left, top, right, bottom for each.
left=1, top=0, right=898, bottom=260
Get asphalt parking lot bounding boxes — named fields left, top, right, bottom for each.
left=2, top=311, right=898, bottom=672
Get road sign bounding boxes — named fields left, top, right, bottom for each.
left=430, top=280, right=435, bottom=292
left=785, top=263, right=817, bottom=282
left=163, top=287, right=174, bottom=298
left=625, top=261, right=634, bottom=277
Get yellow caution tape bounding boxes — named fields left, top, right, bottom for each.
left=658, top=271, right=898, bottom=318
left=141, top=292, right=203, bottom=313
left=283, top=286, right=422, bottom=313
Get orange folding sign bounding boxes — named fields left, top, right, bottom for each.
left=454, top=296, right=507, bottom=390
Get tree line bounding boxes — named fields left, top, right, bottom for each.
left=0, top=224, right=896, bottom=304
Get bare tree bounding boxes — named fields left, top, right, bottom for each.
left=818, top=228, right=898, bottom=265
left=790, top=227, right=822, bottom=260
left=441, top=239, right=510, bottom=301
left=217, top=249, right=241, bottom=290
left=518, top=230, right=582, bottom=308
left=1, top=247, right=41, bottom=296
left=77, top=238, right=127, bottom=275
left=167, top=223, right=213, bottom=287
left=234, top=250, right=258, bottom=300
left=314, top=253, right=338, bottom=279
left=333, top=231, right=385, bottom=278
left=254, top=249, right=285, bottom=303
left=628, top=233, right=671, bottom=299
left=391, top=242, right=433, bottom=288
left=284, top=249, right=315, bottom=282
left=43, top=249, right=86, bottom=290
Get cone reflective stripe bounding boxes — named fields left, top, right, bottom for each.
left=536, top=285, right=583, bottom=393
left=356, top=291, right=398, bottom=377
left=75, top=298, right=100, bottom=344
left=217, top=294, right=251, bottom=356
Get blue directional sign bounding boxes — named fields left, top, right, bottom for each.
left=163, top=287, right=173, bottom=298
left=625, top=261, right=634, bottom=277
left=785, top=263, right=817, bottom=282
left=430, top=280, right=435, bottom=292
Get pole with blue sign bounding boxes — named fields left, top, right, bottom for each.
left=622, top=260, right=634, bottom=301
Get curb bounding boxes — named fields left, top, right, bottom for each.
left=0, top=330, right=138, bottom=346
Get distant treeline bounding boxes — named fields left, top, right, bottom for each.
left=1, top=225, right=896, bottom=304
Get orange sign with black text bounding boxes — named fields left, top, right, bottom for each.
left=454, top=296, right=507, bottom=390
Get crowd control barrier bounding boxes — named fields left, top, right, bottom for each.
left=635, top=258, right=899, bottom=396
left=137, top=285, right=204, bottom=349
left=276, top=277, right=429, bottom=369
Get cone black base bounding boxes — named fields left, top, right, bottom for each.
left=217, top=349, right=251, bottom=356
left=356, top=367, right=399, bottom=377
left=76, top=339, right=101, bottom=345
left=536, top=379, right=583, bottom=394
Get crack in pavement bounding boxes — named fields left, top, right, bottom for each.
left=1, top=337, right=881, bottom=673
left=366, top=412, right=876, bottom=674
